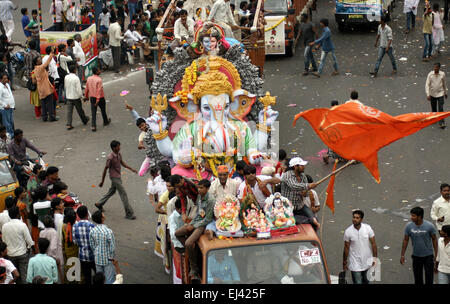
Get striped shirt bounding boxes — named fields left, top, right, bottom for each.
left=89, top=224, right=116, bottom=266
left=72, top=220, right=95, bottom=262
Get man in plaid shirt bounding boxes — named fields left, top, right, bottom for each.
left=72, top=206, right=96, bottom=285
left=89, top=210, right=116, bottom=284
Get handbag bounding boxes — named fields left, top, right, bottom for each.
left=26, top=77, right=37, bottom=91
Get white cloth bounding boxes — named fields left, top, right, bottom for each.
left=73, top=41, right=86, bottom=66
left=437, top=237, right=450, bottom=274
left=57, top=54, right=73, bottom=73
left=209, top=178, right=239, bottom=203
left=403, top=0, right=419, bottom=15
left=0, top=83, right=15, bottom=109
left=147, top=175, right=167, bottom=198
left=303, top=189, right=320, bottom=209
left=1, top=219, right=34, bottom=257
left=425, top=71, right=447, bottom=98
left=431, top=196, right=450, bottom=231
left=42, top=55, right=59, bottom=80
left=33, top=200, right=51, bottom=229
left=1, top=19, right=14, bottom=42
left=0, top=257, right=16, bottom=284
left=345, top=99, right=363, bottom=105
left=0, top=0, right=15, bottom=21
left=168, top=210, right=184, bottom=249
left=0, top=209, right=11, bottom=232
left=208, top=0, right=237, bottom=26
left=113, top=273, right=123, bottom=284
left=66, top=6, right=76, bottom=22
left=343, top=223, right=375, bottom=272
left=237, top=175, right=272, bottom=209
left=173, top=18, right=195, bottom=41
left=54, top=213, right=64, bottom=242
left=64, top=73, right=83, bottom=99
left=108, top=22, right=124, bottom=47
left=49, top=0, right=64, bottom=22
left=124, top=30, right=142, bottom=46
left=99, top=49, right=113, bottom=68
left=99, top=12, right=111, bottom=27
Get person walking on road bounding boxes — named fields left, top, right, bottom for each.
left=403, top=0, right=419, bottom=34
left=435, top=225, right=450, bottom=284
left=309, top=18, right=339, bottom=77
left=400, top=206, right=438, bottom=284
left=96, top=140, right=137, bottom=220
left=431, top=3, right=445, bottom=57
left=425, top=62, right=447, bottom=129
left=431, top=183, right=450, bottom=235
left=299, top=13, right=318, bottom=76
left=84, top=66, right=111, bottom=132
left=64, top=63, right=89, bottom=130
left=422, top=2, right=433, bottom=62
left=343, top=209, right=378, bottom=284
left=370, top=16, right=397, bottom=78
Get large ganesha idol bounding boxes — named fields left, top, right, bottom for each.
left=148, top=49, right=278, bottom=179
left=214, top=195, right=241, bottom=233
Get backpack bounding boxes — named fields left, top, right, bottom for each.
left=57, top=54, right=68, bottom=81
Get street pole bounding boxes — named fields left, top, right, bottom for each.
left=38, top=0, right=43, bottom=31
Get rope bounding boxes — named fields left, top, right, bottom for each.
left=264, top=17, right=286, bottom=32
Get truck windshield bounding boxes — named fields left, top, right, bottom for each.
left=206, top=241, right=328, bottom=284
left=264, top=0, right=288, bottom=15
left=0, top=159, right=15, bottom=187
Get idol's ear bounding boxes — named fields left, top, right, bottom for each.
left=230, top=89, right=256, bottom=120
left=169, top=93, right=199, bottom=121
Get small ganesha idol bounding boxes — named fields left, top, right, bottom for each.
left=264, top=192, right=295, bottom=229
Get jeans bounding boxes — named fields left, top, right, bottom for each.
left=128, top=2, right=137, bottom=22
left=304, top=45, right=317, bottom=71
left=318, top=50, right=338, bottom=74
left=437, top=271, right=450, bottom=284
left=423, top=33, right=433, bottom=58
left=0, top=108, right=14, bottom=137
left=111, top=46, right=121, bottom=72
left=406, top=12, right=415, bottom=30
left=175, top=225, right=205, bottom=276
left=351, top=269, right=370, bottom=284
left=96, top=262, right=116, bottom=284
left=80, top=261, right=96, bottom=285
left=90, top=97, right=109, bottom=128
left=430, top=96, right=445, bottom=125
left=412, top=255, right=434, bottom=284
left=66, top=98, right=88, bottom=126
left=98, top=177, right=135, bottom=217
left=374, top=47, right=397, bottom=72
left=41, top=94, right=56, bottom=121
left=7, top=252, right=30, bottom=284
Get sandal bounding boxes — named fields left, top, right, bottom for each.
left=67, top=126, right=74, bottom=130
left=91, top=127, right=97, bottom=132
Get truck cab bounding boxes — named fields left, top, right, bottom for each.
left=176, top=224, right=331, bottom=284
left=335, top=0, right=394, bottom=31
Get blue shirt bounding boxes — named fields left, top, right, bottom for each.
left=26, top=254, right=58, bottom=284
left=89, top=224, right=116, bottom=266
left=72, top=220, right=95, bottom=262
left=314, top=26, right=335, bottom=52
left=207, top=253, right=240, bottom=284
left=22, top=15, right=31, bottom=37
left=404, top=220, right=437, bottom=257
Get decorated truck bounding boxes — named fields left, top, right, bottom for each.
left=335, top=0, right=395, bottom=31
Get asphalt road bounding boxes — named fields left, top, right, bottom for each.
left=6, top=0, right=450, bottom=284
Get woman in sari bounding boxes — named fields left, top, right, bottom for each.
left=29, top=69, right=41, bottom=119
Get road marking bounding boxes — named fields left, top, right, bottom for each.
left=103, top=69, right=146, bottom=87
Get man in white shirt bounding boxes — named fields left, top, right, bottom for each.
left=171, top=9, right=195, bottom=49
left=237, top=165, right=280, bottom=209
left=99, top=8, right=111, bottom=32
left=124, top=24, right=142, bottom=47
left=0, top=73, right=15, bottom=138
left=65, top=2, right=77, bottom=31
left=343, top=209, right=378, bottom=284
left=73, top=34, right=86, bottom=82
left=2, top=206, right=34, bottom=284
left=209, top=165, right=239, bottom=204
left=49, top=0, right=64, bottom=31
left=435, top=225, right=450, bottom=284
left=207, top=0, right=238, bottom=38
left=403, top=0, right=419, bottom=33
left=108, top=16, right=124, bottom=73
left=144, top=4, right=153, bottom=18
left=0, top=196, right=15, bottom=233
left=64, top=63, right=89, bottom=130
left=370, top=16, right=397, bottom=78
left=0, top=241, right=20, bottom=284
left=425, top=62, right=448, bottom=129
left=431, top=183, right=450, bottom=235
left=168, top=197, right=185, bottom=252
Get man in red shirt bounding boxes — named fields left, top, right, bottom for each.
left=84, top=67, right=111, bottom=132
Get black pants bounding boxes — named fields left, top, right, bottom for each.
left=444, top=0, right=449, bottom=23
left=80, top=261, right=96, bottom=285
left=430, top=96, right=445, bottom=125
left=66, top=98, right=88, bottom=126
left=111, top=46, right=121, bottom=73
left=412, top=255, right=434, bottom=284
left=90, top=97, right=109, bottom=128
left=41, top=94, right=56, bottom=121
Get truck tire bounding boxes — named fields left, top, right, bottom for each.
left=338, top=22, right=345, bottom=32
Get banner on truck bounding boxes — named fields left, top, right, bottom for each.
left=264, top=16, right=286, bottom=55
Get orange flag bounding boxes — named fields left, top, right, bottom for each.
left=325, top=160, right=338, bottom=214
left=293, top=102, right=450, bottom=182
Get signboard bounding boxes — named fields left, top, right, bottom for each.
left=264, top=16, right=286, bottom=55
left=39, top=23, right=98, bottom=79
left=299, top=248, right=321, bottom=265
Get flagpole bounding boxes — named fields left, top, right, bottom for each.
left=314, top=159, right=356, bottom=187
